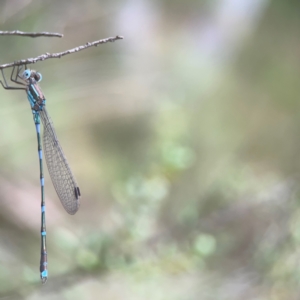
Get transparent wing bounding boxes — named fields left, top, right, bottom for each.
left=39, top=107, right=80, bottom=215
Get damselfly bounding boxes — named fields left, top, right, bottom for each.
left=0, top=66, right=81, bottom=283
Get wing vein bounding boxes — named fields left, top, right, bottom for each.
left=39, top=107, right=80, bottom=215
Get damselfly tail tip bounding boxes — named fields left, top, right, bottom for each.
left=41, top=276, right=47, bottom=284
left=41, top=269, right=48, bottom=284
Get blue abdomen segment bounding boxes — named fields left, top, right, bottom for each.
left=41, top=269, right=48, bottom=280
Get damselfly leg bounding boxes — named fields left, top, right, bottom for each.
left=11, top=65, right=27, bottom=86
left=0, top=65, right=26, bottom=90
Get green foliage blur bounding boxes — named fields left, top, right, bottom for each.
left=0, top=0, right=300, bottom=299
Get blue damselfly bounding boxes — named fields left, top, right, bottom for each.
left=0, top=66, right=81, bottom=283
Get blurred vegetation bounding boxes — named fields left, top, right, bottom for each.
left=0, top=0, right=300, bottom=299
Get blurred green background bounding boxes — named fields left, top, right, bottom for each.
left=0, top=0, right=300, bottom=299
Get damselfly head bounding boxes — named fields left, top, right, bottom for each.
left=21, top=69, right=43, bottom=82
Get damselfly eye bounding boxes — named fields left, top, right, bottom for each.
left=23, top=69, right=31, bottom=79
left=35, top=72, right=42, bottom=82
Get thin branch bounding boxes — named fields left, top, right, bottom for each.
left=0, top=30, right=63, bottom=38
left=0, top=35, right=124, bottom=69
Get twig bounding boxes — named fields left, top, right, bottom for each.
left=0, top=30, right=63, bottom=38
left=0, top=35, right=124, bottom=69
